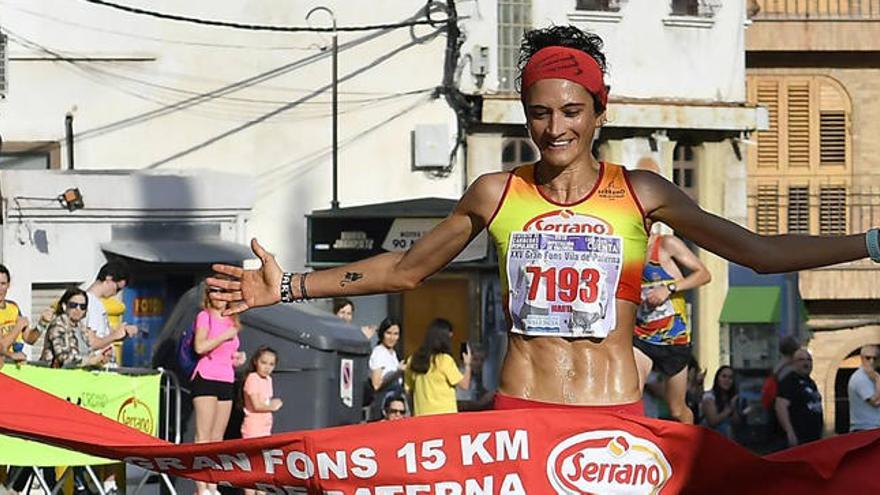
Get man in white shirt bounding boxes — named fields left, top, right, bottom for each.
left=84, top=261, right=137, bottom=352
left=848, top=344, right=880, bottom=432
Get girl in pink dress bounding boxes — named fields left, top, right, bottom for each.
left=241, top=346, right=282, bottom=495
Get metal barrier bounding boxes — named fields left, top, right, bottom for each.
left=2, top=363, right=182, bottom=495
left=130, top=367, right=181, bottom=495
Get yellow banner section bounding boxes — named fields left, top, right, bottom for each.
left=0, top=364, right=161, bottom=466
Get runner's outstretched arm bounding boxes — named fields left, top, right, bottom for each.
left=628, top=170, right=869, bottom=273
left=208, top=173, right=508, bottom=315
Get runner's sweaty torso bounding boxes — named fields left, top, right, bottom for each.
left=488, top=162, right=648, bottom=405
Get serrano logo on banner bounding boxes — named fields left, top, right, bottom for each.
left=116, top=397, right=155, bottom=435
left=547, top=430, right=672, bottom=495
left=523, top=210, right=613, bottom=235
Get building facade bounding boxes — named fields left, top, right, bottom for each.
left=1, top=1, right=762, bottom=374
left=747, top=0, right=880, bottom=433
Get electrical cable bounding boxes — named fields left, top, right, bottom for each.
left=82, top=0, right=447, bottom=32
left=0, top=1, right=318, bottom=51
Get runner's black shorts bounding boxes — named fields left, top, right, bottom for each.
left=633, top=338, right=692, bottom=377
left=191, top=374, right=234, bottom=401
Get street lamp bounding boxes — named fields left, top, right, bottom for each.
left=306, top=6, right=339, bottom=210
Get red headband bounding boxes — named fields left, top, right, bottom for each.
left=520, top=46, right=608, bottom=108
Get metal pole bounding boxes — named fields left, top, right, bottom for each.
left=331, top=32, right=339, bottom=209
left=65, top=113, right=74, bottom=169
left=306, top=6, right=339, bottom=209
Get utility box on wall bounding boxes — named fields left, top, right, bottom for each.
left=412, top=124, right=449, bottom=170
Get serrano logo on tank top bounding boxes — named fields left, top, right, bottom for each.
left=597, top=175, right=627, bottom=199
left=522, top=209, right=614, bottom=235
left=547, top=430, right=672, bottom=494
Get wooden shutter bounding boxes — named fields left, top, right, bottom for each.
left=786, top=186, right=810, bottom=234
left=756, top=184, right=779, bottom=235
left=756, top=80, right=779, bottom=168
left=786, top=81, right=810, bottom=168
left=819, top=186, right=847, bottom=236
left=819, top=81, right=847, bottom=166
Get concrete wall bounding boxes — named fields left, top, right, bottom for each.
left=0, top=0, right=465, bottom=272
left=533, top=0, right=747, bottom=102
left=0, top=170, right=253, bottom=316
left=809, top=326, right=880, bottom=434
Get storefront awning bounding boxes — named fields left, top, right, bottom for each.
left=719, top=286, right=781, bottom=324
left=101, top=240, right=252, bottom=264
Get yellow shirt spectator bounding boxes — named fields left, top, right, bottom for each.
left=405, top=353, right=463, bottom=416
left=0, top=300, right=22, bottom=353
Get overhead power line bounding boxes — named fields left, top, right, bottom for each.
left=0, top=1, right=317, bottom=51
left=82, top=0, right=446, bottom=32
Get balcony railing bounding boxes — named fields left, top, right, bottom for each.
left=747, top=185, right=880, bottom=236
left=754, top=0, right=880, bottom=19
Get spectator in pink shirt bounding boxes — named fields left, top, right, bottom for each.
left=241, top=346, right=282, bottom=495
left=192, top=284, right=246, bottom=495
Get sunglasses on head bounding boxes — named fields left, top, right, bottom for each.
left=67, top=302, right=87, bottom=310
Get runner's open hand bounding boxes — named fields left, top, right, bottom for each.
left=208, top=238, right=283, bottom=316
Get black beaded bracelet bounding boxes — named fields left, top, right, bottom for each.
left=280, top=272, right=295, bottom=303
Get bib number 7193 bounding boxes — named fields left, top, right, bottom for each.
left=525, top=266, right=600, bottom=303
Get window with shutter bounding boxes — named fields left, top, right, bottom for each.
left=787, top=82, right=810, bottom=168
left=498, top=0, right=532, bottom=92
left=756, top=184, right=779, bottom=235
left=576, top=0, right=621, bottom=11
left=787, top=186, right=810, bottom=234
left=747, top=74, right=851, bottom=236
left=820, top=112, right=846, bottom=165
left=819, top=80, right=847, bottom=166
left=756, top=80, right=779, bottom=168
left=819, top=186, right=847, bottom=236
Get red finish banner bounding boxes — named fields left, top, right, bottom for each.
left=2, top=373, right=880, bottom=494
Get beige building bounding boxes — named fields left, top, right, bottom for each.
left=747, top=0, right=880, bottom=433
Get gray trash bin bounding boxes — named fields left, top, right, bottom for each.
left=153, top=284, right=371, bottom=438
left=239, top=302, right=372, bottom=431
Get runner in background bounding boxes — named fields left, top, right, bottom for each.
left=633, top=231, right=711, bottom=423
left=209, top=25, right=880, bottom=413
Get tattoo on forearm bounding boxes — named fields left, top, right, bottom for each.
left=340, top=272, right=364, bottom=287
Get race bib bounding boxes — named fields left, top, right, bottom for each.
left=636, top=284, right=676, bottom=324
left=507, top=232, right=623, bottom=337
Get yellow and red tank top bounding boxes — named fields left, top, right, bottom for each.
left=488, top=163, right=647, bottom=338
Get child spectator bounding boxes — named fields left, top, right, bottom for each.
left=241, top=346, right=283, bottom=438
left=241, top=346, right=282, bottom=495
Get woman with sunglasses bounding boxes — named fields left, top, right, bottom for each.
left=191, top=283, right=246, bottom=495
left=38, top=288, right=108, bottom=368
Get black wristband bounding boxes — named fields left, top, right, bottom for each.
left=300, top=272, right=310, bottom=301
left=280, top=272, right=295, bottom=303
